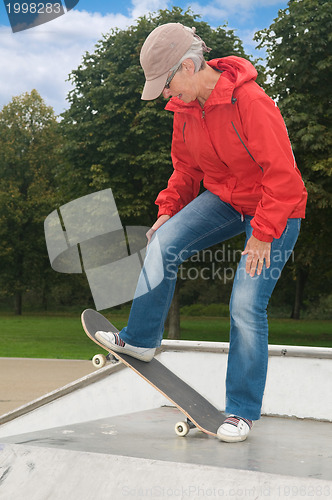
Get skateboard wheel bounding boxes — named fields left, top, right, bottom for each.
left=175, top=421, right=190, bottom=437
left=92, top=354, right=107, bottom=368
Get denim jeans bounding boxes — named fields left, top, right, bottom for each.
left=120, top=190, right=301, bottom=420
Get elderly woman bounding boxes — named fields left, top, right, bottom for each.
left=96, top=23, right=307, bottom=442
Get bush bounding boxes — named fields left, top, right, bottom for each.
left=180, top=303, right=229, bottom=317
left=303, top=295, right=332, bottom=320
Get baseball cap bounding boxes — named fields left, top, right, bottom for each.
left=140, top=23, right=194, bottom=100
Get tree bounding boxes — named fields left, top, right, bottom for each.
left=255, top=0, right=332, bottom=318
left=60, top=7, right=248, bottom=225
left=60, top=7, right=249, bottom=336
left=0, top=90, right=62, bottom=314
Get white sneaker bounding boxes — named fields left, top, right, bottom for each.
left=95, top=330, right=156, bottom=362
left=217, top=415, right=253, bottom=442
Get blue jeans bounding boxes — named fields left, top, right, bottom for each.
left=120, top=191, right=301, bottom=420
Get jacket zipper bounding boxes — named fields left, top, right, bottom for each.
left=231, top=121, right=263, bottom=172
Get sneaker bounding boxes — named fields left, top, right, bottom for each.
left=217, top=415, right=253, bottom=442
left=95, top=330, right=156, bottom=362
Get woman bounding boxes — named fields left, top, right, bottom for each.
left=96, top=23, right=307, bottom=442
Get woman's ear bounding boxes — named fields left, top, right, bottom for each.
left=181, top=58, right=195, bottom=75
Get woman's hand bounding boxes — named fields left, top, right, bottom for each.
left=242, top=235, right=271, bottom=277
left=146, top=215, right=171, bottom=244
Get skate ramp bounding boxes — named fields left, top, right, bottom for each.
left=0, top=342, right=331, bottom=499
left=1, top=407, right=331, bottom=499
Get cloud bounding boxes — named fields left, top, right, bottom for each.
left=129, top=0, right=169, bottom=20
left=188, top=3, right=229, bottom=24
left=235, top=27, right=263, bottom=57
left=194, top=0, right=281, bottom=10
left=181, top=0, right=280, bottom=56
left=0, top=9, right=134, bottom=115
left=183, top=0, right=282, bottom=24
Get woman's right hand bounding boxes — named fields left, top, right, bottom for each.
left=146, top=215, right=171, bottom=243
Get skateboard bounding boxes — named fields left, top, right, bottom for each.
left=81, top=309, right=226, bottom=437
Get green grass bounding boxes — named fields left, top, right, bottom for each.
left=0, top=315, right=95, bottom=360
left=179, top=317, right=332, bottom=347
left=0, top=312, right=331, bottom=360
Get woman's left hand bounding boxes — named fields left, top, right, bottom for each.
left=242, top=236, right=271, bottom=277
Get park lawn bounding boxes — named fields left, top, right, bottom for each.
left=0, top=313, right=331, bottom=360
left=179, top=317, right=332, bottom=347
left=0, top=315, right=96, bottom=360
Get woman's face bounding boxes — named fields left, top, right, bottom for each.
left=162, top=60, right=198, bottom=103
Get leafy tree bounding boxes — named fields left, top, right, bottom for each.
left=60, top=7, right=248, bottom=226
left=0, top=90, right=62, bottom=314
left=255, top=0, right=332, bottom=318
left=59, top=7, right=250, bottom=336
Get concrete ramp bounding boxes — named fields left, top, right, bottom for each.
left=0, top=342, right=331, bottom=499
left=1, top=408, right=332, bottom=500
left=3, top=444, right=327, bottom=500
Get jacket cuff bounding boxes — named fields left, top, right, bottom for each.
left=157, top=208, right=176, bottom=218
left=252, top=228, right=274, bottom=243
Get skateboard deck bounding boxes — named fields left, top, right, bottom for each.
left=81, top=309, right=225, bottom=437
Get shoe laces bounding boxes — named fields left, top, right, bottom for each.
left=224, top=415, right=253, bottom=429
left=113, top=332, right=125, bottom=347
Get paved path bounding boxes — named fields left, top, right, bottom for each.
left=0, top=357, right=96, bottom=415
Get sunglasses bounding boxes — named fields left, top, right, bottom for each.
left=164, top=63, right=182, bottom=89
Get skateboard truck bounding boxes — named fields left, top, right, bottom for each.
left=175, top=418, right=196, bottom=437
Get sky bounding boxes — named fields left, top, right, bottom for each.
left=0, top=0, right=289, bottom=115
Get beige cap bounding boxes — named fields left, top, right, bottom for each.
left=140, top=23, right=194, bottom=100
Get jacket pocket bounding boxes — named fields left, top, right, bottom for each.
left=231, top=121, right=263, bottom=173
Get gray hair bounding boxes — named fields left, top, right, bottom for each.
left=170, top=26, right=211, bottom=73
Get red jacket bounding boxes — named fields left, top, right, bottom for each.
left=155, top=56, right=307, bottom=242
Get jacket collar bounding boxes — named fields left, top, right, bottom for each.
left=165, top=56, right=257, bottom=113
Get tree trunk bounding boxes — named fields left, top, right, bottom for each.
left=291, top=268, right=308, bottom=320
left=14, top=291, right=23, bottom=316
left=167, top=282, right=181, bottom=340
left=14, top=246, right=24, bottom=315
left=41, top=279, right=49, bottom=311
